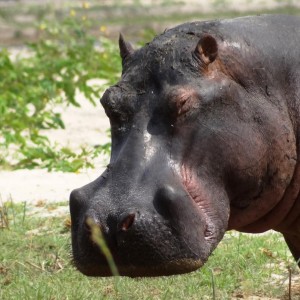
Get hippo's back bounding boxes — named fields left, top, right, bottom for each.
left=172, top=14, right=300, bottom=42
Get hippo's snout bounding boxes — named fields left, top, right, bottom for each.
left=70, top=181, right=214, bottom=277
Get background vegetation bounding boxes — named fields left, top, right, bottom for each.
left=0, top=13, right=118, bottom=171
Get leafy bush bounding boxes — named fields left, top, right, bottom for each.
left=0, top=14, right=121, bottom=171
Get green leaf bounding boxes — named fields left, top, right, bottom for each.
left=0, top=14, right=118, bottom=172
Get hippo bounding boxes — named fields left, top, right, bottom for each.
left=70, top=14, right=300, bottom=277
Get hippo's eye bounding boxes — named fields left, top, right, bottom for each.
left=175, top=94, right=193, bottom=117
left=168, top=87, right=200, bottom=120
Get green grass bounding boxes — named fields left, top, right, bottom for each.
left=1, top=201, right=299, bottom=299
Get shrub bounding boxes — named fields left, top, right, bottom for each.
left=0, top=14, right=121, bottom=171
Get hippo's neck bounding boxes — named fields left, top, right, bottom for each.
left=277, top=81, right=300, bottom=235
left=274, top=115, right=300, bottom=235
left=228, top=156, right=300, bottom=235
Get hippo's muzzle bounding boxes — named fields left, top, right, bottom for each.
left=70, top=177, right=218, bottom=277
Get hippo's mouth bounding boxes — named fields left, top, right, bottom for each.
left=181, top=165, right=220, bottom=243
left=74, top=257, right=203, bottom=277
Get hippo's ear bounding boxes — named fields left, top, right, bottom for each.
left=119, top=33, right=134, bottom=62
left=194, top=34, right=218, bottom=65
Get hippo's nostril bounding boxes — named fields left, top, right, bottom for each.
left=84, top=216, right=105, bottom=239
left=83, top=216, right=109, bottom=248
left=119, top=213, right=135, bottom=231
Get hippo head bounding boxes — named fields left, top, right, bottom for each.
left=70, top=28, right=296, bottom=277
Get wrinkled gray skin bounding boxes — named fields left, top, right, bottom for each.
left=70, top=15, right=300, bottom=277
